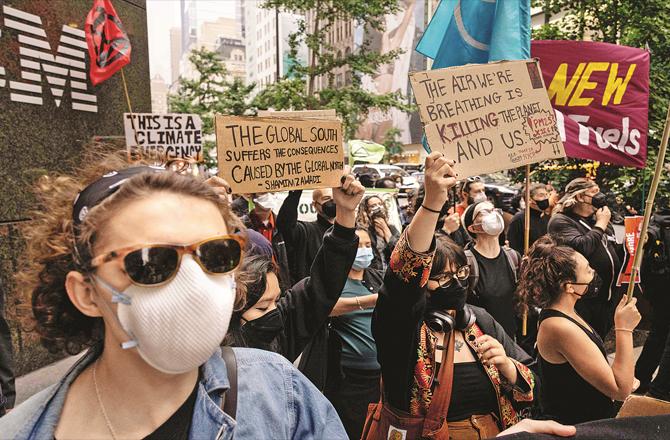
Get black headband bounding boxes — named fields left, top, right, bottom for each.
left=72, top=166, right=166, bottom=228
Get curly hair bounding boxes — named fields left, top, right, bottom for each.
left=355, top=195, right=384, bottom=228
left=16, top=146, right=245, bottom=355
left=516, top=235, right=578, bottom=315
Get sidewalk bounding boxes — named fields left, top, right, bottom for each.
left=15, top=353, right=84, bottom=405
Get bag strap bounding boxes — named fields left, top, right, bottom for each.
left=502, top=246, right=520, bottom=283
left=422, top=330, right=456, bottom=437
left=464, top=249, right=479, bottom=296
left=221, top=346, right=238, bottom=419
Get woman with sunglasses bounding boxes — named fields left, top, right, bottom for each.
left=1, top=152, right=347, bottom=439
left=518, top=235, right=640, bottom=424
left=365, top=153, right=536, bottom=439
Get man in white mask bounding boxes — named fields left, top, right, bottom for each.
left=462, top=201, right=521, bottom=339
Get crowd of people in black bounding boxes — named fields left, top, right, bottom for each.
left=0, top=148, right=668, bottom=439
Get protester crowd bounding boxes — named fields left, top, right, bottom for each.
left=0, top=147, right=668, bottom=439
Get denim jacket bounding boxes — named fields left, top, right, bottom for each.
left=0, top=346, right=347, bottom=439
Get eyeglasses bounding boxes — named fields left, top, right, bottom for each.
left=90, top=235, right=246, bottom=286
left=429, top=265, right=470, bottom=288
left=466, top=176, right=482, bottom=182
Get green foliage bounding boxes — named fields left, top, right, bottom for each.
left=524, top=0, right=670, bottom=212
left=169, top=48, right=257, bottom=169
left=382, top=127, right=404, bottom=156
left=255, top=0, right=415, bottom=140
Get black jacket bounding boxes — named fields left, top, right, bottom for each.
left=373, top=239, right=536, bottom=415
left=368, top=224, right=400, bottom=271
left=300, top=268, right=385, bottom=391
left=547, top=212, right=623, bottom=302
left=507, top=209, right=549, bottom=255
left=276, top=190, right=334, bottom=285
left=229, top=223, right=358, bottom=363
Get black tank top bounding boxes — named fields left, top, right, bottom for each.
left=538, top=309, right=615, bottom=424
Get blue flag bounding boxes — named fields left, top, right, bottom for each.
left=416, top=0, right=531, bottom=151
left=417, top=0, right=530, bottom=68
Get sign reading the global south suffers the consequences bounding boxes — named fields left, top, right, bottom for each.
left=124, top=113, right=203, bottom=162
left=410, top=59, right=566, bottom=178
left=215, top=116, right=344, bottom=193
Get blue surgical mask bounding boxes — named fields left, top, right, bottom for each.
left=353, top=247, right=373, bottom=270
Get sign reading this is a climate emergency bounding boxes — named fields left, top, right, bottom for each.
left=215, top=116, right=344, bottom=193
left=410, top=59, right=565, bottom=178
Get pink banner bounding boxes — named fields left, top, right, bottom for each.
left=532, top=41, right=650, bottom=168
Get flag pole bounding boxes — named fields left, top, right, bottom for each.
left=626, top=103, right=670, bottom=302
left=120, top=67, right=141, bottom=161
left=522, top=164, right=531, bottom=336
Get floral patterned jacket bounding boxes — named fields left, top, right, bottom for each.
left=372, top=230, right=536, bottom=429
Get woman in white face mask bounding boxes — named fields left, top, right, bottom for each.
left=2, top=150, right=348, bottom=439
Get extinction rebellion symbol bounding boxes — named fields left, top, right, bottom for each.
left=85, top=0, right=132, bottom=85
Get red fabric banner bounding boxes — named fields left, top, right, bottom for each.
left=617, top=216, right=643, bottom=286
left=532, top=41, right=650, bottom=168
left=85, top=0, right=132, bottom=85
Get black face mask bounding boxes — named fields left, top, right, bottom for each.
left=572, top=274, right=602, bottom=300
left=427, top=279, right=468, bottom=312
left=535, top=198, right=550, bottom=211
left=320, top=200, right=337, bottom=219
left=589, top=192, right=608, bottom=209
left=241, top=308, right=284, bottom=345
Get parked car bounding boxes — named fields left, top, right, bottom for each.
left=393, top=163, right=423, bottom=175
left=481, top=173, right=520, bottom=214
left=352, top=164, right=420, bottom=190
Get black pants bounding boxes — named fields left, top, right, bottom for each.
left=325, top=367, right=380, bottom=440
left=633, top=279, right=670, bottom=400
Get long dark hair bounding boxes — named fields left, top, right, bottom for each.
left=225, top=254, right=279, bottom=347
left=516, top=235, right=578, bottom=314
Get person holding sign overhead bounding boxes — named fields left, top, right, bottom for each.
left=225, top=173, right=365, bottom=365
left=364, top=152, right=536, bottom=439
left=277, top=188, right=338, bottom=285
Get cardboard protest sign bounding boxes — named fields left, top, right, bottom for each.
left=257, top=109, right=340, bottom=120
left=215, top=116, right=344, bottom=193
left=410, top=59, right=565, bottom=179
left=617, top=216, right=643, bottom=286
left=124, top=113, right=203, bottom=161
left=532, top=41, right=650, bottom=168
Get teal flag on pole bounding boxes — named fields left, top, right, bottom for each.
left=417, top=0, right=530, bottom=68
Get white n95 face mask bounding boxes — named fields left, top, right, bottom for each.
left=94, top=255, right=235, bottom=374
left=480, top=211, right=505, bottom=236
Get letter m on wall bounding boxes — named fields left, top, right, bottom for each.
left=1, top=5, right=98, bottom=112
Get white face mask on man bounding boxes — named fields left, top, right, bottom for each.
left=93, top=255, right=235, bottom=374
left=253, top=193, right=280, bottom=212
left=474, top=210, right=505, bottom=236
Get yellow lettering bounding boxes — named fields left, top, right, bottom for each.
left=602, top=63, right=637, bottom=106
left=568, top=62, right=610, bottom=106
left=547, top=63, right=585, bottom=106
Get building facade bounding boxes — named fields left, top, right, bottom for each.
left=244, top=0, right=306, bottom=90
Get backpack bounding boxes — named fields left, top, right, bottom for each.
left=642, top=224, right=670, bottom=280
left=464, top=246, right=520, bottom=298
